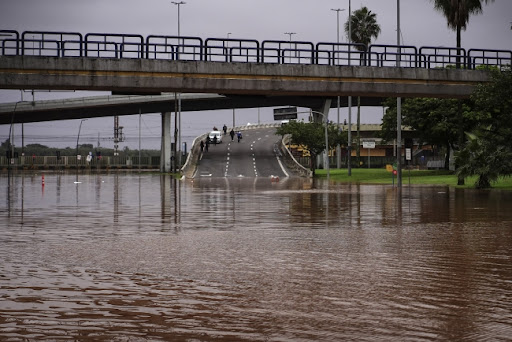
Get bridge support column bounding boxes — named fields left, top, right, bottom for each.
left=160, top=112, right=172, bottom=173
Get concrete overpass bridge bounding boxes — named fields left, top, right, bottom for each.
left=1, top=29, right=510, bottom=172
left=1, top=29, right=508, bottom=98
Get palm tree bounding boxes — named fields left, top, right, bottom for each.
left=432, top=0, right=495, bottom=184
left=344, top=7, right=381, bottom=165
left=432, top=0, right=495, bottom=67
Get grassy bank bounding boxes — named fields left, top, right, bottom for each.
left=315, top=168, right=512, bottom=190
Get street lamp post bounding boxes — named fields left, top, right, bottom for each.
left=284, top=32, right=296, bottom=63
left=331, top=8, right=345, bottom=169
left=331, top=9, right=345, bottom=45
left=396, top=0, right=402, bottom=188
left=347, top=0, right=352, bottom=176
left=8, top=101, right=21, bottom=171
left=226, top=32, right=232, bottom=61
left=323, top=113, right=330, bottom=181
left=317, top=111, right=330, bottom=182
left=228, top=32, right=235, bottom=128
left=76, top=119, right=87, bottom=170
left=301, top=110, right=330, bottom=181
left=172, top=1, right=185, bottom=172
left=171, top=1, right=185, bottom=37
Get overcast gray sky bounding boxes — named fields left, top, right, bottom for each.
left=1, top=0, right=511, bottom=149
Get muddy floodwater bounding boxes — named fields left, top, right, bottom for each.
left=1, top=172, right=512, bottom=341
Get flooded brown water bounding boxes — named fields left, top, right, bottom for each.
left=1, top=172, right=512, bottom=341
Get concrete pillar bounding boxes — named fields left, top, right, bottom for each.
left=160, top=112, right=172, bottom=173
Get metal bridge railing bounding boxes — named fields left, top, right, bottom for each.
left=419, top=46, right=467, bottom=69
left=21, top=31, right=83, bottom=57
left=467, top=49, right=512, bottom=70
left=1, top=29, right=510, bottom=70
left=147, top=35, right=203, bottom=60
left=84, top=33, right=145, bottom=59
left=316, top=42, right=366, bottom=66
left=368, top=44, right=419, bottom=68
left=205, top=38, right=259, bottom=63
left=261, top=40, right=315, bottom=64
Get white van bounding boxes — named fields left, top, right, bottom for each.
left=208, top=130, right=222, bottom=144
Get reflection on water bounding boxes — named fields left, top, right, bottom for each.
left=1, top=172, right=512, bottom=341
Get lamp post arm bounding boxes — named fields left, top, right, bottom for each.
left=298, top=110, right=330, bottom=180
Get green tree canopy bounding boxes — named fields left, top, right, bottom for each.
left=26, top=143, right=50, bottom=149
left=344, top=6, right=381, bottom=50
left=276, top=120, right=346, bottom=174
left=380, top=97, right=477, bottom=169
left=457, top=68, right=512, bottom=188
left=432, top=0, right=495, bottom=50
left=432, top=0, right=495, bottom=184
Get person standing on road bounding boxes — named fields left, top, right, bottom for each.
left=205, top=139, right=209, bottom=152
left=223, top=124, right=227, bottom=135
left=237, top=131, right=242, bottom=143
left=230, top=129, right=235, bottom=141
left=200, top=140, right=204, bottom=152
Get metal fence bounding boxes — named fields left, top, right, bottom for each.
left=0, top=155, right=160, bottom=169
left=1, top=29, right=510, bottom=70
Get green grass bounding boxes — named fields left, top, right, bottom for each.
left=315, top=168, right=512, bottom=190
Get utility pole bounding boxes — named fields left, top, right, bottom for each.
left=172, top=1, right=185, bottom=171
left=396, top=0, right=402, bottom=188
left=76, top=119, right=87, bottom=170
left=171, top=1, right=186, bottom=37
left=347, top=0, right=352, bottom=176
left=331, top=8, right=345, bottom=169
left=284, top=32, right=296, bottom=63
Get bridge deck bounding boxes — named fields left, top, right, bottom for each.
left=0, top=55, right=490, bottom=97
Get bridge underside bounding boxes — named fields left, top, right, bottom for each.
left=0, top=93, right=384, bottom=125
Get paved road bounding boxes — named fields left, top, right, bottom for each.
left=194, top=127, right=289, bottom=179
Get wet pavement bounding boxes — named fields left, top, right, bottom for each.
left=1, top=172, right=512, bottom=341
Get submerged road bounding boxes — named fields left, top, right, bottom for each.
left=194, top=127, right=289, bottom=179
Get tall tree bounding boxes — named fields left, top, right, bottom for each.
left=457, top=68, right=512, bottom=188
left=432, top=0, right=495, bottom=184
left=432, top=0, right=495, bottom=55
left=344, top=7, right=380, bottom=166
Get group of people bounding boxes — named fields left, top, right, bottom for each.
left=200, top=124, right=243, bottom=153
left=229, top=128, right=243, bottom=142
left=200, top=139, right=209, bottom=152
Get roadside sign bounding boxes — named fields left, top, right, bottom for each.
left=362, top=141, right=375, bottom=168
left=362, top=141, right=375, bottom=149
left=386, top=164, right=393, bottom=172
left=405, top=148, right=412, bottom=161
left=274, top=107, right=298, bottom=121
